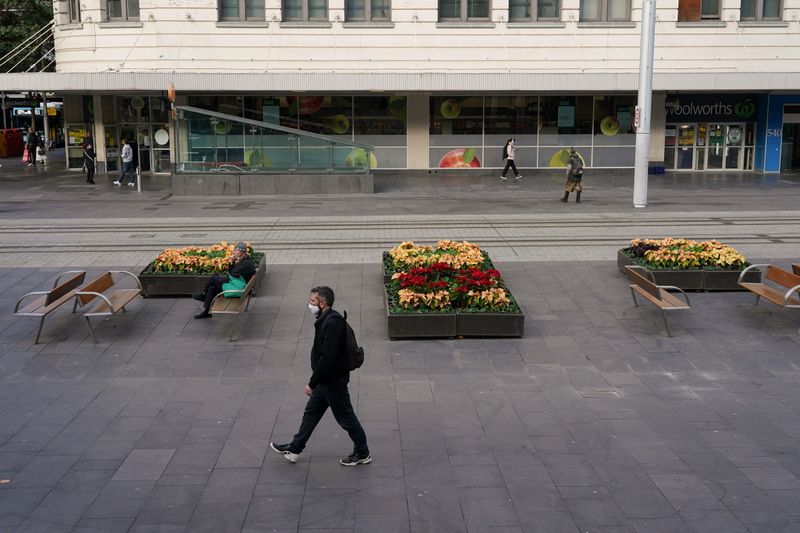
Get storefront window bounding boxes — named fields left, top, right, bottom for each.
left=592, top=95, right=635, bottom=166
left=485, top=96, right=538, bottom=166
left=430, top=96, right=484, bottom=168
left=117, top=96, right=150, bottom=123
left=354, top=96, right=407, bottom=169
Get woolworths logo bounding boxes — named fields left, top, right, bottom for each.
left=669, top=98, right=756, bottom=118
left=734, top=99, right=756, bottom=118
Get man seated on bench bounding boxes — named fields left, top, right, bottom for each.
left=194, top=241, right=256, bottom=319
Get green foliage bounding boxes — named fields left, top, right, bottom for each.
left=0, top=0, right=55, bottom=72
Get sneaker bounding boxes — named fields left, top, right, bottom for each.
left=113, top=180, right=121, bottom=186
left=270, top=442, right=299, bottom=463
left=500, top=175, right=507, bottom=180
left=128, top=182, right=135, bottom=187
left=340, top=453, right=372, bottom=466
left=515, top=174, right=523, bottom=180
left=194, top=311, right=212, bottom=319
left=27, top=163, right=33, bottom=167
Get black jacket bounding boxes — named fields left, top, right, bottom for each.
left=229, top=256, right=256, bottom=282
left=83, top=147, right=96, bottom=165
left=309, top=309, right=349, bottom=389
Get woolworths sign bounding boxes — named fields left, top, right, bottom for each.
left=666, top=94, right=757, bottom=122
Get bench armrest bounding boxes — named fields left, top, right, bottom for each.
left=784, top=284, right=800, bottom=308
left=53, top=270, right=87, bottom=289
left=109, top=271, right=143, bottom=290
left=738, top=264, right=769, bottom=283
left=659, top=285, right=691, bottom=307
left=14, top=291, right=50, bottom=313
left=75, top=291, right=115, bottom=313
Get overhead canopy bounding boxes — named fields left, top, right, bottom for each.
left=2, top=71, right=800, bottom=94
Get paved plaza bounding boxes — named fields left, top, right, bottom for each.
left=0, top=152, right=799, bottom=532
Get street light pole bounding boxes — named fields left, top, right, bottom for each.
left=633, top=0, right=657, bottom=208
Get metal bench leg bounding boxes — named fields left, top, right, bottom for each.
left=661, top=310, right=672, bottom=337
left=753, top=295, right=760, bottom=306
left=72, top=299, right=79, bottom=313
left=229, top=313, right=241, bottom=342
left=33, top=316, right=46, bottom=345
left=630, top=287, right=639, bottom=307
left=85, top=316, right=98, bottom=344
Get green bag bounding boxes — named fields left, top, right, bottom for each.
left=222, top=275, right=247, bottom=297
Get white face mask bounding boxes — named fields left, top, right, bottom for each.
left=308, top=303, right=320, bottom=316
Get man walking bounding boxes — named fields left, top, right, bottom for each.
left=271, top=286, right=370, bottom=466
left=114, top=138, right=135, bottom=186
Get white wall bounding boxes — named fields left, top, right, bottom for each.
left=52, top=0, right=800, bottom=78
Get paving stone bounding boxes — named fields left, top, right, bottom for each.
left=112, top=448, right=175, bottom=481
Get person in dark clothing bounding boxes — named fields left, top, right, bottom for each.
left=194, top=241, right=256, bottom=319
left=83, top=142, right=97, bottom=184
left=270, top=286, right=370, bottom=466
left=26, top=128, right=41, bottom=167
left=561, top=148, right=584, bottom=203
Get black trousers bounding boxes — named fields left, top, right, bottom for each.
left=28, top=147, right=38, bottom=165
left=290, top=377, right=368, bottom=456
left=86, top=163, right=95, bottom=182
left=202, top=274, right=226, bottom=310
left=501, top=159, right=519, bottom=177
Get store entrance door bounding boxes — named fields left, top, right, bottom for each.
left=782, top=106, right=800, bottom=171
left=137, top=126, right=152, bottom=173
left=704, top=123, right=744, bottom=170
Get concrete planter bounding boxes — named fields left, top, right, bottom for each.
left=456, top=311, right=525, bottom=337
left=139, top=254, right=267, bottom=297
left=385, top=286, right=523, bottom=339
left=385, top=287, right=456, bottom=339
left=617, top=249, right=757, bottom=291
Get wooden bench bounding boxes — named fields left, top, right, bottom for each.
left=625, top=266, right=691, bottom=336
left=75, top=271, right=142, bottom=343
left=209, top=275, right=257, bottom=341
left=13, top=271, right=87, bottom=344
left=738, top=264, right=800, bottom=313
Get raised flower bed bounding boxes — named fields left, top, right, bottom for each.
left=139, top=241, right=266, bottom=297
left=384, top=240, right=523, bottom=338
left=617, top=237, right=759, bottom=291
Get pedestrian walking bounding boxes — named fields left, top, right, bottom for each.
left=114, top=138, right=135, bottom=186
left=270, top=286, right=370, bottom=466
left=26, top=128, right=41, bottom=167
left=560, top=148, right=584, bottom=203
left=83, top=142, right=96, bottom=184
left=193, top=241, right=256, bottom=319
left=500, top=138, right=522, bottom=180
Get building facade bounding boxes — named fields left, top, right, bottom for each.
left=2, top=0, right=799, bottom=176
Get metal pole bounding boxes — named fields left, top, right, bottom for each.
left=1, top=93, right=7, bottom=129
left=42, top=93, right=50, bottom=153
left=633, top=0, right=657, bottom=208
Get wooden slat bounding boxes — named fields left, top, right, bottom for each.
left=78, top=272, right=114, bottom=305
left=632, top=285, right=687, bottom=310
left=16, top=295, right=48, bottom=315
left=740, top=283, right=800, bottom=306
left=766, top=266, right=800, bottom=290
left=45, top=272, right=86, bottom=306
left=83, top=289, right=141, bottom=315
left=657, top=289, right=690, bottom=309
left=625, top=267, right=662, bottom=301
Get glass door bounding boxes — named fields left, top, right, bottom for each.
left=724, top=124, right=744, bottom=169
left=706, top=124, right=724, bottom=169
left=137, top=126, right=152, bottom=173
left=695, top=123, right=707, bottom=170
left=676, top=124, right=695, bottom=169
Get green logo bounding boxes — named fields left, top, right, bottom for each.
left=735, top=98, right=756, bottom=118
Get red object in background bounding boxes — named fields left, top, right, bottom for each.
left=0, top=129, right=25, bottom=158
left=286, top=96, right=326, bottom=115
left=439, top=148, right=481, bottom=168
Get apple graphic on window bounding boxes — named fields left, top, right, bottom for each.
left=331, top=114, right=350, bottom=134
left=388, top=96, right=406, bottom=121
left=439, top=148, right=481, bottom=168
left=345, top=148, right=378, bottom=169
left=440, top=99, right=461, bottom=119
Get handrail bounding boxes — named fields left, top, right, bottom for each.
left=175, top=105, right=375, bottom=152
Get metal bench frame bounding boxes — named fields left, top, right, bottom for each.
left=14, top=270, right=87, bottom=344
left=626, top=266, right=691, bottom=337
left=76, top=271, right=143, bottom=343
left=208, top=276, right=257, bottom=341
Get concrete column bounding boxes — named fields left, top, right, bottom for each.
left=92, top=94, right=106, bottom=173
left=406, top=95, right=429, bottom=169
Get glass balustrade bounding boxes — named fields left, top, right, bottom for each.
left=174, top=105, right=375, bottom=174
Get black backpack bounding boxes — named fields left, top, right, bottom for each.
left=571, top=156, right=583, bottom=178
left=502, top=143, right=509, bottom=160
left=341, top=311, right=364, bottom=371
